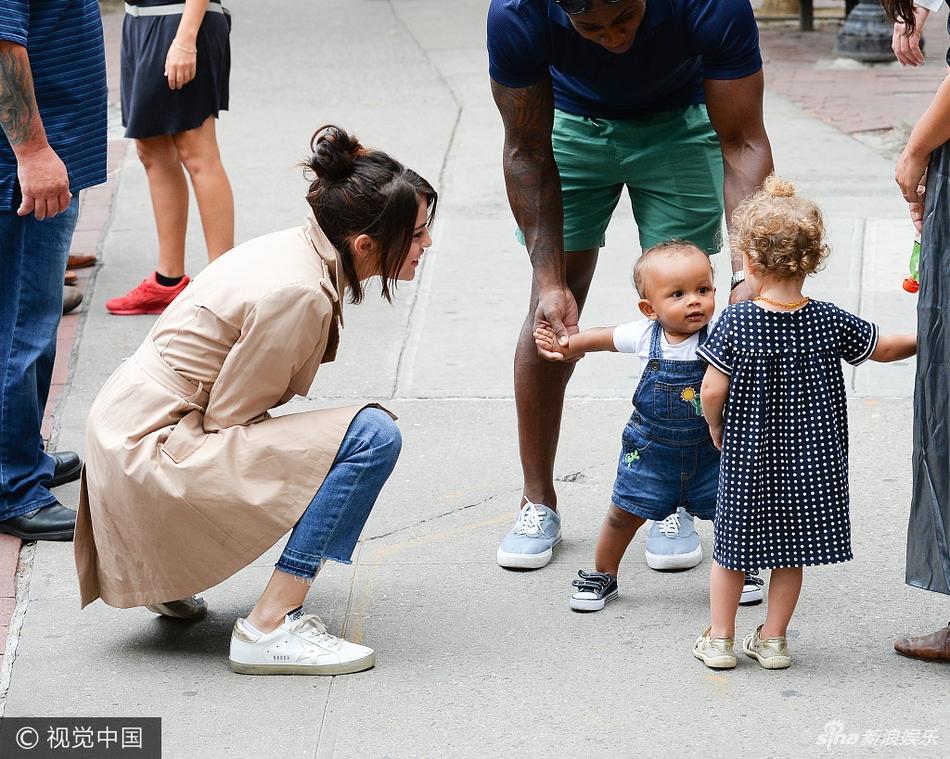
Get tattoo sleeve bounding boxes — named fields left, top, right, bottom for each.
left=491, top=77, right=565, bottom=288
left=0, top=41, right=43, bottom=149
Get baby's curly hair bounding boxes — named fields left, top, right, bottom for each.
left=730, top=175, right=829, bottom=279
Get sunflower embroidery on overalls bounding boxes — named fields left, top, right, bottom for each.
left=680, top=386, right=703, bottom=416
left=623, top=450, right=640, bottom=468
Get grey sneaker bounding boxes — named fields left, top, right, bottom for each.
left=743, top=624, right=791, bottom=669
left=496, top=501, right=561, bottom=569
left=693, top=625, right=737, bottom=669
left=644, top=508, right=702, bottom=570
left=146, top=595, right=208, bottom=620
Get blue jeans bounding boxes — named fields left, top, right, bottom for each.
left=0, top=197, right=80, bottom=519
left=276, top=407, right=402, bottom=580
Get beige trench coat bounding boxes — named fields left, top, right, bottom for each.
left=76, top=217, right=380, bottom=609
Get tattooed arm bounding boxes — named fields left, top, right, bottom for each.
left=491, top=76, right=578, bottom=348
left=0, top=41, right=71, bottom=219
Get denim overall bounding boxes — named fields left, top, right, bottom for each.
left=610, top=321, right=720, bottom=521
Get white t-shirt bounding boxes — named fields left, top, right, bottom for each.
left=612, top=315, right=718, bottom=361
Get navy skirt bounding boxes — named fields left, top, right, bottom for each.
left=120, top=6, right=231, bottom=139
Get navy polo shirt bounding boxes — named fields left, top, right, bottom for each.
left=487, top=0, right=762, bottom=119
left=0, top=0, right=108, bottom=211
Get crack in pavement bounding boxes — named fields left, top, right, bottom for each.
left=362, top=486, right=522, bottom=544
left=361, top=463, right=606, bottom=544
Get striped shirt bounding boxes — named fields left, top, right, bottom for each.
left=0, top=0, right=108, bottom=211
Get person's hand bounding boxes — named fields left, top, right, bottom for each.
left=16, top=145, right=71, bottom=219
left=729, top=279, right=754, bottom=305
left=908, top=182, right=926, bottom=232
left=896, top=147, right=929, bottom=232
left=165, top=39, right=197, bottom=90
left=709, top=424, right=723, bottom=451
left=892, top=20, right=924, bottom=67
left=533, top=322, right=578, bottom=361
left=533, top=285, right=580, bottom=360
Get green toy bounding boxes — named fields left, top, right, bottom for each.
left=903, top=234, right=921, bottom=294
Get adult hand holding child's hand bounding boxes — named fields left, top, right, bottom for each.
left=533, top=321, right=580, bottom=361
left=533, top=286, right=580, bottom=361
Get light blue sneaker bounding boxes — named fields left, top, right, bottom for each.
left=644, top=508, right=702, bottom=570
left=496, top=501, right=561, bottom=569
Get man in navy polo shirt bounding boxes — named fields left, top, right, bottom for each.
left=0, top=0, right=107, bottom=541
left=490, top=0, right=774, bottom=573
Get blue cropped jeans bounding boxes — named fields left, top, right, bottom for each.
left=276, top=407, right=401, bottom=580
left=0, top=197, right=80, bottom=519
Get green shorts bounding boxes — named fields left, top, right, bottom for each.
left=518, top=105, right=725, bottom=254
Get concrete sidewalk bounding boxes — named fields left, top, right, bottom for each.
left=1, top=2, right=946, bottom=758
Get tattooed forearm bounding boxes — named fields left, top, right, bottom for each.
left=491, top=77, right=565, bottom=286
left=0, top=42, right=42, bottom=148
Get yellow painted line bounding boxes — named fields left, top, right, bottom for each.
left=703, top=672, right=734, bottom=695
left=346, top=510, right=512, bottom=643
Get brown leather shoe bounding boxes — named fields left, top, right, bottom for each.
left=894, top=623, right=950, bottom=662
left=67, top=254, right=96, bottom=269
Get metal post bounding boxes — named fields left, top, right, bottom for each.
left=801, top=0, right=814, bottom=32
left=835, top=0, right=897, bottom=62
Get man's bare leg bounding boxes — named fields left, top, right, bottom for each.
left=515, top=248, right=599, bottom=509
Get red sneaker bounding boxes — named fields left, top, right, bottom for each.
left=106, top=273, right=190, bottom=315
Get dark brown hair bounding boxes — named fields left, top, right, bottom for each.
left=303, top=125, right=438, bottom=303
left=881, top=1, right=917, bottom=31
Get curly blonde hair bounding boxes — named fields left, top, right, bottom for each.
left=730, top=175, right=829, bottom=280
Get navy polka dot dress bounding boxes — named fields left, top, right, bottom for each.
left=697, top=300, right=879, bottom=570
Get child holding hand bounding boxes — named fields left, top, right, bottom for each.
left=535, top=241, right=726, bottom=612
left=693, top=176, right=917, bottom=670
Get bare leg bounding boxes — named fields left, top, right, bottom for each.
left=515, top=248, right=599, bottom=509
left=709, top=561, right=744, bottom=639
left=594, top=504, right=646, bottom=576
left=135, top=135, right=188, bottom=278
left=761, top=567, right=803, bottom=638
left=246, top=569, right=310, bottom=633
left=173, top=115, right=234, bottom=261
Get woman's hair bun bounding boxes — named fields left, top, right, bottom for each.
left=307, top=124, right=365, bottom=183
left=762, top=174, right=796, bottom=199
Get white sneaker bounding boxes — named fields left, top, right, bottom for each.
left=229, top=608, right=375, bottom=676
left=740, top=570, right=765, bottom=606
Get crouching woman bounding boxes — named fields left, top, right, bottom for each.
left=75, top=125, right=436, bottom=675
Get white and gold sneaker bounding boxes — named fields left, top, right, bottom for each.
left=145, top=595, right=207, bottom=620
left=743, top=624, right=791, bottom=669
left=229, top=608, right=375, bottom=676
left=692, top=626, right=737, bottom=669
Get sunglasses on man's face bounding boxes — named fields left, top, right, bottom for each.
left=555, top=0, right=624, bottom=16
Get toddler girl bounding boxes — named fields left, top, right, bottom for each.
left=693, top=176, right=916, bottom=669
